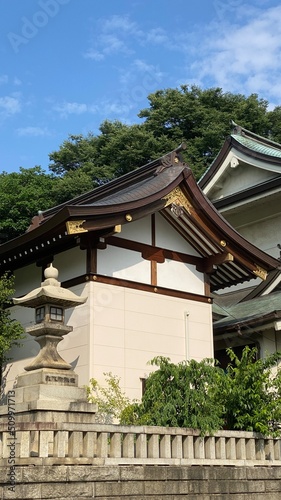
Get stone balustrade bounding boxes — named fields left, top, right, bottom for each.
left=1, top=421, right=281, bottom=467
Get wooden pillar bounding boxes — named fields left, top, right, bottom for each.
left=151, top=214, right=157, bottom=286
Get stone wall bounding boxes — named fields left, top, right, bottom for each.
left=1, top=465, right=281, bottom=500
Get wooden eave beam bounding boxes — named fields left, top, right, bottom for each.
left=106, top=235, right=203, bottom=267
left=197, top=252, right=234, bottom=273
left=179, top=178, right=278, bottom=276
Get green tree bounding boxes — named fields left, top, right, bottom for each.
left=49, top=122, right=172, bottom=180
left=86, top=372, right=134, bottom=424
left=219, top=346, right=281, bottom=435
left=139, top=85, right=271, bottom=179
left=119, top=348, right=281, bottom=436
left=49, top=86, right=275, bottom=185
left=2, top=86, right=281, bottom=241
left=121, top=356, right=224, bottom=435
left=0, top=273, right=25, bottom=390
left=0, top=167, right=55, bottom=240
left=49, top=133, right=99, bottom=176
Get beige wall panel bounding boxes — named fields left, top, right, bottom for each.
left=59, top=343, right=89, bottom=369
left=186, top=303, right=212, bottom=324
left=189, top=338, right=213, bottom=361
left=4, top=265, right=212, bottom=400
left=91, top=366, right=125, bottom=384
left=93, top=304, right=125, bottom=329
left=125, top=311, right=184, bottom=338
left=91, top=282, right=125, bottom=311
left=93, top=345, right=125, bottom=370
left=94, top=325, right=125, bottom=348
left=124, top=288, right=186, bottom=318
left=125, top=330, right=185, bottom=355
left=57, top=326, right=88, bottom=351
left=188, top=322, right=212, bottom=342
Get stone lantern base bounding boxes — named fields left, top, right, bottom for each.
left=0, top=367, right=97, bottom=424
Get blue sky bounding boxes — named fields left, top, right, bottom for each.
left=1, top=0, right=281, bottom=173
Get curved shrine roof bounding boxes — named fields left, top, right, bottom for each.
left=199, top=122, right=281, bottom=191
left=0, top=145, right=279, bottom=292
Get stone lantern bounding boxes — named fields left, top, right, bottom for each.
left=13, top=264, right=87, bottom=372
left=11, top=264, right=93, bottom=414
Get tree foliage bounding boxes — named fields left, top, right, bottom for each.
left=86, top=372, right=134, bottom=424
left=139, top=85, right=272, bottom=179
left=219, top=346, right=281, bottom=435
left=0, top=167, right=55, bottom=241
left=124, top=356, right=224, bottom=435
left=0, top=273, right=25, bottom=370
left=90, top=348, right=281, bottom=436
left=3, top=85, right=281, bottom=239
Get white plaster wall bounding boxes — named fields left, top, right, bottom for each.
left=14, top=264, right=42, bottom=297
left=155, top=214, right=204, bottom=294
left=157, top=260, right=204, bottom=294
left=53, top=246, right=86, bottom=281
left=115, top=217, right=151, bottom=243
left=155, top=213, right=200, bottom=256
left=217, top=163, right=276, bottom=199
left=98, top=213, right=205, bottom=294
left=237, top=215, right=281, bottom=259
left=98, top=246, right=151, bottom=283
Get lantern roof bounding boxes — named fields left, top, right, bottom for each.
left=13, top=264, right=87, bottom=309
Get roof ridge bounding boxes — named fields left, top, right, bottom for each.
left=41, top=143, right=187, bottom=219
left=231, top=120, right=281, bottom=150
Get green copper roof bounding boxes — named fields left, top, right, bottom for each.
left=233, top=133, right=281, bottom=158
left=214, top=291, right=281, bottom=328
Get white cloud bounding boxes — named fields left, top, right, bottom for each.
left=16, top=126, right=49, bottom=137
left=119, top=59, right=164, bottom=88
left=0, top=96, right=21, bottom=116
left=84, top=49, right=104, bottom=61
left=101, top=34, right=132, bottom=56
left=145, top=28, right=169, bottom=45
left=187, top=5, right=281, bottom=103
left=103, top=15, right=140, bottom=35
left=84, top=15, right=174, bottom=62
left=53, top=101, right=88, bottom=117
left=101, top=100, right=133, bottom=115
left=53, top=101, right=98, bottom=118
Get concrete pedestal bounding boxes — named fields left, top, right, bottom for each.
left=0, top=367, right=97, bottom=423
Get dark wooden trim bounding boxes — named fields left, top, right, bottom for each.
left=61, top=273, right=213, bottom=304
left=151, top=214, right=157, bottom=286
left=204, top=274, right=211, bottom=296
left=182, top=173, right=280, bottom=269
left=106, top=235, right=203, bottom=267
left=42, top=149, right=185, bottom=219
left=198, top=138, right=232, bottom=189
left=233, top=138, right=281, bottom=166
left=79, top=233, right=98, bottom=275
left=213, top=175, right=281, bottom=209
left=214, top=310, right=281, bottom=335
left=86, top=246, right=97, bottom=275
